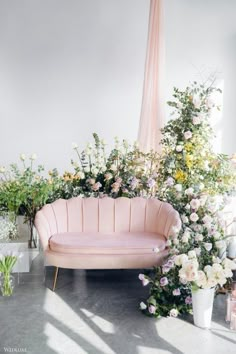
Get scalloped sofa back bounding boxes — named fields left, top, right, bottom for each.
left=35, top=197, right=181, bottom=290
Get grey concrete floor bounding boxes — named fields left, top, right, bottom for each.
left=0, top=254, right=235, bottom=354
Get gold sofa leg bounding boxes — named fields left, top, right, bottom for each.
left=52, top=267, right=59, bottom=292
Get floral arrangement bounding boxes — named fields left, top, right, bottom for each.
left=47, top=133, right=159, bottom=201
left=139, top=82, right=236, bottom=317
left=0, top=155, right=53, bottom=247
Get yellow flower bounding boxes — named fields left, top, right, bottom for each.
left=174, top=170, right=186, bottom=183
left=185, top=143, right=193, bottom=152
left=186, top=154, right=194, bottom=169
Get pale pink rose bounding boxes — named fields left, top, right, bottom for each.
left=88, top=178, right=95, bottom=185
left=190, top=212, right=199, bottom=222
left=111, top=182, right=120, bottom=193
left=173, top=288, right=181, bottom=296
left=92, top=182, right=102, bottom=191
left=104, top=173, right=113, bottom=181
left=149, top=305, right=156, bottom=314
left=190, top=199, right=201, bottom=210
left=160, top=277, right=168, bottom=286
left=166, top=177, right=174, bottom=186
left=185, top=296, right=192, bottom=305
left=138, top=274, right=145, bottom=281
left=192, top=116, right=201, bottom=125
left=116, top=177, right=122, bottom=184
left=184, top=131, right=192, bottom=140
left=176, top=145, right=183, bottom=152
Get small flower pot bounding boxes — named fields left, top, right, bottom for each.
left=191, top=287, right=215, bottom=329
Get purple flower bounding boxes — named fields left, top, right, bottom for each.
left=160, top=277, right=168, bottom=286
left=166, top=177, right=174, bottom=186
left=130, top=177, right=138, bottom=190
left=149, top=305, right=156, bottom=314
left=162, top=266, right=170, bottom=274
left=185, top=296, right=192, bottom=305
left=173, top=288, right=181, bottom=296
left=167, top=259, right=175, bottom=269
left=147, top=178, right=155, bottom=188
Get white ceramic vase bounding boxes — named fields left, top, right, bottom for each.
left=191, top=287, right=215, bottom=329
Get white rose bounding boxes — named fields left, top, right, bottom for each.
left=110, top=164, right=117, bottom=171
left=140, top=302, right=147, bottom=310
left=77, top=172, right=85, bottom=179
left=185, top=187, right=194, bottom=196
left=188, top=250, right=197, bottom=259
left=169, top=309, right=178, bottom=317
left=190, top=212, right=199, bottom=222
left=166, top=239, right=172, bottom=247
left=182, top=235, right=189, bottom=243
left=204, top=243, right=212, bottom=251
left=181, top=215, right=189, bottom=224
left=185, top=204, right=191, bottom=210
left=194, top=247, right=201, bottom=256
left=175, top=184, right=182, bottom=192
left=0, top=166, right=6, bottom=173
left=184, top=131, right=192, bottom=140
left=180, top=254, right=189, bottom=265
left=72, top=142, right=78, bottom=149
left=195, top=233, right=203, bottom=242
left=153, top=247, right=160, bottom=253
left=176, top=145, right=183, bottom=152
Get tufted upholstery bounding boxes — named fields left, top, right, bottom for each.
left=35, top=197, right=181, bottom=270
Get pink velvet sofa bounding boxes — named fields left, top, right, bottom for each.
left=35, top=197, right=181, bottom=290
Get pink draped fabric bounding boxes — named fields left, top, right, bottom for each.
left=138, top=0, right=165, bottom=153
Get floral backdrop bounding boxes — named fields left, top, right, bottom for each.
left=0, top=82, right=236, bottom=316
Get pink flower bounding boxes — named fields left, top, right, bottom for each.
left=104, top=173, right=113, bottom=181
left=173, top=288, right=181, bottom=296
left=111, top=182, right=120, bottom=193
left=185, top=296, right=192, bottom=305
left=149, top=305, right=156, bottom=314
left=92, top=182, right=102, bottom=191
left=184, top=131, right=192, bottom=140
left=192, top=116, right=201, bottom=125
left=190, top=212, right=199, bottom=222
left=160, top=277, right=168, bottom=286
left=166, top=177, right=174, bottom=186
left=138, top=274, right=149, bottom=286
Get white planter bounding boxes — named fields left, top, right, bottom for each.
left=191, top=287, right=215, bottom=329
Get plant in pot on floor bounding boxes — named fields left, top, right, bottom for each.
left=0, top=253, right=17, bottom=296
left=0, top=155, right=53, bottom=248
left=139, top=81, right=236, bottom=324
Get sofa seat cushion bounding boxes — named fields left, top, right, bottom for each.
left=48, top=232, right=166, bottom=255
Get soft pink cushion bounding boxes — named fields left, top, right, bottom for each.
left=49, top=232, right=166, bottom=255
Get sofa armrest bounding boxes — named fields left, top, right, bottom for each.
left=34, top=210, right=51, bottom=251
left=158, top=203, right=181, bottom=240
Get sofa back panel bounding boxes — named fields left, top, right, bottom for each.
left=99, top=198, right=115, bottom=232
left=41, top=204, right=58, bottom=235
left=51, top=199, right=68, bottom=233
left=145, top=198, right=162, bottom=234
left=67, top=197, right=83, bottom=232
left=83, top=198, right=99, bottom=232
left=162, top=204, right=176, bottom=236
left=165, top=209, right=181, bottom=238
left=115, top=197, right=131, bottom=232
left=130, top=197, right=146, bottom=232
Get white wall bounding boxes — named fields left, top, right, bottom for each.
left=0, top=0, right=149, bottom=171
left=0, top=0, right=236, bottom=172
